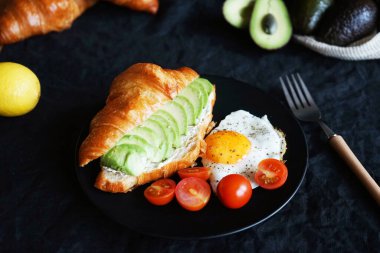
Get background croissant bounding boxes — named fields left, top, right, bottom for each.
left=0, top=0, right=159, bottom=45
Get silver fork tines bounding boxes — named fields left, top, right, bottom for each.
left=295, top=73, right=316, bottom=107
left=280, top=73, right=317, bottom=111
left=280, top=73, right=333, bottom=137
left=291, top=74, right=308, bottom=107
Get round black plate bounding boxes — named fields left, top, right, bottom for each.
left=75, top=76, right=308, bottom=239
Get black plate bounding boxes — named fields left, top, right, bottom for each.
left=75, top=75, right=308, bottom=239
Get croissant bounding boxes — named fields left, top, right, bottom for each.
left=108, top=0, right=158, bottom=13
left=0, top=0, right=159, bottom=45
left=79, top=63, right=216, bottom=192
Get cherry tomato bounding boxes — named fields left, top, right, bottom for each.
left=254, top=158, right=288, bottom=190
left=217, top=174, right=252, bottom=209
left=144, top=179, right=176, bottom=206
left=175, top=177, right=211, bottom=211
left=178, top=167, right=211, bottom=180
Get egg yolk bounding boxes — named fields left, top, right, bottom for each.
left=205, top=130, right=251, bottom=164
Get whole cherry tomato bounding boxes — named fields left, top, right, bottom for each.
left=217, top=174, right=252, bottom=209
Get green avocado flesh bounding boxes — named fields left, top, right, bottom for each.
left=101, top=144, right=147, bottom=176
left=249, top=0, right=292, bottom=50
left=100, top=78, right=213, bottom=176
left=223, top=0, right=256, bottom=29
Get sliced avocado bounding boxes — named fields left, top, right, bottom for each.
left=117, top=135, right=160, bottom=162
left=101, top=144, right=147, bottom=176
left=223, top=0, right=256, bottom=29
left=193, top=78, right=213, bottom=95
left=316, top=0, right=378, bottom=46
left=142, top=119, right=171, bottom=160
left=249, top=0, right=292, bottom=50
left=190, top=82, right=207, bottom=108
left=150, top=113, right=179, bottom=148
left=155, top=109, right=181, bottom=146
left=130, top=125, right=165, bottom=161
left=178, top=85, right=203, bottom=119
left=174, top=95, right=196, bottom=125
left=161, top=101, right=188, bottom=135
left=130, top=126, right=158, bottom=148
left=288, top=0, right=334, bottom=35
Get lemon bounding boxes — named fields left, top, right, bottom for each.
left=0, top=62, right=40, bottom=117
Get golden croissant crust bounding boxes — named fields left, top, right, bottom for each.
left=0, top=0, right=159, bottom=45
left=78, top=63, right=199, bottom=167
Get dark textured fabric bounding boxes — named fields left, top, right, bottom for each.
left=0, top=1, right=379, bottom=252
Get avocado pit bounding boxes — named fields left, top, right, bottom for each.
left=262, top=14, right=278, bottom=35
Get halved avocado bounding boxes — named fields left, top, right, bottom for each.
left=223, top=0, right=256, bottom=29
left=249, top=0, right=292, bottom=50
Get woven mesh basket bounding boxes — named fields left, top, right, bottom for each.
left=293, top=32, right=380, bottom=61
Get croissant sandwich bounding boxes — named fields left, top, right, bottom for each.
left=79, top=63, right=216, bottom=193
left=0, top=0, right=159, bottom=45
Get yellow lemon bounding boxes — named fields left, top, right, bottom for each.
left=0, top=62, right=40, bottom=117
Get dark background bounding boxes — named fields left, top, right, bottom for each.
left=1, top=0, right=379, bottom=252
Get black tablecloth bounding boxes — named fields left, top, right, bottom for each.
left=1, top=1, right=379, bottom=252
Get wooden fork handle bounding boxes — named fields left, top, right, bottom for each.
left=329, top=135, right=380, bottom=206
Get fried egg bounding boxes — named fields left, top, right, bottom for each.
left=202, top=110, right=286, bottom=192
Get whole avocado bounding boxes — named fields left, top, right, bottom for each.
left=316, top=0, right=378, bottom=46
left=289, top=0, right=335, bottom=35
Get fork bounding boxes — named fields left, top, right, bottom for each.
left=280, top=73, right=380, bottom=206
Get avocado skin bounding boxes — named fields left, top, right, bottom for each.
left=288, top=0, right=334, bottom=35
left=316, top=0, right=378, bottom=46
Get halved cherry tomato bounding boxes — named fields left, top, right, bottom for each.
left=254, top=158, right=288, bottom=190
left=217, top=174, right=252, bottom=209
left=175, top=177, right=211, bottom=211
left=178, top=167, right=211, bottom=180
left=144, top=179, right=176, bottom=206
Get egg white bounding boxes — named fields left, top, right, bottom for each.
left=202, top=110, right=286, bottom=192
